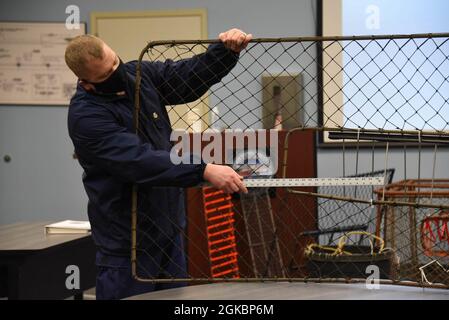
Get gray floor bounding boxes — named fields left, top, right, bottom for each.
left=127, top=282, right=449, bottom=300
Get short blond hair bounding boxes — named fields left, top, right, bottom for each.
left=65, top=34, right=105, bottom=78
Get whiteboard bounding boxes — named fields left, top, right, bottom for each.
left=0, top=22, right=85, bottom=105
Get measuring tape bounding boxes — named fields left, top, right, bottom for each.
left=242, top=177, right=385, bottom=187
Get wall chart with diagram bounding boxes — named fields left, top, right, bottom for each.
left=0, top=22, right=85, bottom=105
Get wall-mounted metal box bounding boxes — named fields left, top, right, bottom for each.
left=261, top=73, right=303, bottom=129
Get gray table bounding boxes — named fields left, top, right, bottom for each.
left=128, top=282, right=449, bottom=300
left=0, top=222, right=96, bottom=299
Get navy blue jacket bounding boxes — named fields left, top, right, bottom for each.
left=68, top=43, right=238, bottom=256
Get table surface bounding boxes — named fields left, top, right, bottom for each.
left=127, top=282, right=449, bottom=300
left=0, top=221, right=91, bottom=252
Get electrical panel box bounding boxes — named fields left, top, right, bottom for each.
left=261, top=73, right=303, bottom=129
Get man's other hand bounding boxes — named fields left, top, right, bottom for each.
left=203, top=163, right=248, bottom=194
left=219, top=28, right=253, bottom=53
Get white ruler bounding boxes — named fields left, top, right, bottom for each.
left=242, top=177, right=385, bottom=187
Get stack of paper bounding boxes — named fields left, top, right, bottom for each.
left=45, top=220, right=91, bottom=234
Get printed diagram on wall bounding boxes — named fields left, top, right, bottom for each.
left=0, top=22, right=85, bottom=105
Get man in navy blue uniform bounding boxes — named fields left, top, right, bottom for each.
left=65, top=28, right=251, bottom=299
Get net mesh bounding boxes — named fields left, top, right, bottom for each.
left=131, top=33, right=449, bottom=288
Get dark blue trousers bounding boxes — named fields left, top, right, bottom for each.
left=95, top=233, right=187, bottom=300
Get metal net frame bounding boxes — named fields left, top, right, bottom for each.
left=130, top=33, right=449, bottom=289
